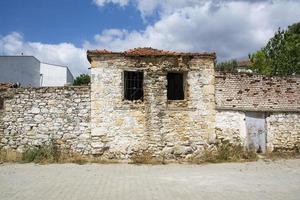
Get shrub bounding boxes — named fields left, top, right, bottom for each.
left=22, top=142, right=61, bottom=163
left=73, top=74, right=90, bottom=86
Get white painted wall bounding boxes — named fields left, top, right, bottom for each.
left=215, top=110, right=247, bottom=144
left=40, top=63, right=73, bottom=86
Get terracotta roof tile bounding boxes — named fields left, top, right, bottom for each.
left=237, top=59, right=252, bottom=67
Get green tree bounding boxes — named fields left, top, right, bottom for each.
left=250, top=22, right=300, bottom=75
left=73, top=74, right=91, bottom=86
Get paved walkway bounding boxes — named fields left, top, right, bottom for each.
left=1, top=159, right=300, bottom=200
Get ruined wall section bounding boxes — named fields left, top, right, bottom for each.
left=216, top=110, right=300, bottom=152
left=266, top=113, right=300, bottom=152
left=215, top=110, right=246, bottom=144
left=0, top=87, right=91, bottom=153
left=0, top=110, right=4, bottom=145
left=91, top=55, right=215, bottom=160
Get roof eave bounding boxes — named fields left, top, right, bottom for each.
left=87, top=50, right=216, bottom=63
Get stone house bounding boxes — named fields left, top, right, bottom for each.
left=0, top=47, right=299, bottom=161
left=87, top=48, right=216, bottom=159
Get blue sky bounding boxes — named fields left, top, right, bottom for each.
left=1, top=0, right=300, bottom=76
left=0, top=0, right=145, bottom=46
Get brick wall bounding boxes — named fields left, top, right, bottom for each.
left=215, top=72, right=300, bottom=112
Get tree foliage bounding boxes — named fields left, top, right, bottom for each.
left=73, top=74, right=91, bottom=86
left=250, top=22, right=300, bottom=75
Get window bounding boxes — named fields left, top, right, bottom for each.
left=0, top=97, right=3, bottom=110
left=167, top=72, right=184, bottom=100
left=124, top=71, right=143, bottom=101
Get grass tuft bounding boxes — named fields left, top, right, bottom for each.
left=190, top=141, right=258, bottom=164
left=130, top=150, right=162, bottom=165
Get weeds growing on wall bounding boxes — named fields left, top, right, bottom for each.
left=190, top=141, right=258, bottom=164
left=130, top=150, right=161, bottom=164
left=22, top=143, right=61, bottom=163
left=0, top=141, right=117, bottom=164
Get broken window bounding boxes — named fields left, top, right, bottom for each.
left=167, top=72, right=184, bottom=100
left=0, top=97, right=3, bottom=110
left=124, top=71, right=144, bottom=101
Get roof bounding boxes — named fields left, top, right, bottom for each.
left=87, top=47, right=216, bottom=62
left=41, top=62, right=68, bottom=68
left=0, top=55, right=40, bottom=63
left=215, top=72, right=300, bottom=112
left=237, top=59, right=252, bottom=68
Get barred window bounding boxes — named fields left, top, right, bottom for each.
left=167, top=72, right=184, bottom=100
left=124, top=71, right=143, bottom=101
left=0, top=97, right=3, bottom=110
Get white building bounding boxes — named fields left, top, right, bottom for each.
left=40, top=63, right=74, bottom=87
left=0, top=56, right=74, bottom=87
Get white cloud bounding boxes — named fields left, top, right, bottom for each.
left=1, top=0, right=299, bottom=77
left=0, top=32, right=88, bottom=76
left=93, top=0, right=130, bottom=7
left=89, top=0, right=300, bottom=60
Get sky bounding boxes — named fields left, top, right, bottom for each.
left=0, top=0, right=300, bottom=76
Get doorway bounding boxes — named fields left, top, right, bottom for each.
left=245, top=112, right=267, bottom=153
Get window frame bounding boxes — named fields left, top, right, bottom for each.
left=167, top=72, right=186, bottom=101
left=123, top=70, right=144, bottom=101
left=0, top=97, right=4, bottom=110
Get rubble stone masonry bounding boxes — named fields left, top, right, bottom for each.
left=215, top=72, right=300, bottom=152
left=0, top=87, right=91, bottom=154
left=89, top=52, right=216, bottom=160
left=0, top=49, right=299, bottom=160
left=267, top=113, right=300, bottom=152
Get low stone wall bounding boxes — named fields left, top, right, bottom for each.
left=267, top=113, right=300, bottom=152
left=0, top=87, right=91, bottom=154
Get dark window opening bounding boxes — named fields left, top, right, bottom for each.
left=167, top=72, right=184, bottom=100
left=0, top=97, right=3, bottom=110
left=124, top=71, right=144, bottom=101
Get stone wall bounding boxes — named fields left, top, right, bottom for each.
left=90, top=55, right=215, bottom=160
left=0, top=110, right=4, bottom=144
left=215, top=110, right=246, bottom=144
left=216, top=110, right=300, bottom=152
left=0, top=87, right=91, bottom=154
left=267, top=113, right=300, bottom=152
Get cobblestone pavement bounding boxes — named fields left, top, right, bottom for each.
left=1, top=159, right=300, bottom=200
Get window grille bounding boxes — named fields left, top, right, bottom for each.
left=0, top=97, right=3, bottom=110
left=167, top=72, right=184, bottom=100
left=124, top=71, right=144, bottom=101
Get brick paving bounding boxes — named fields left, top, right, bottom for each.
left=1, top=159, right=300, bottom=200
